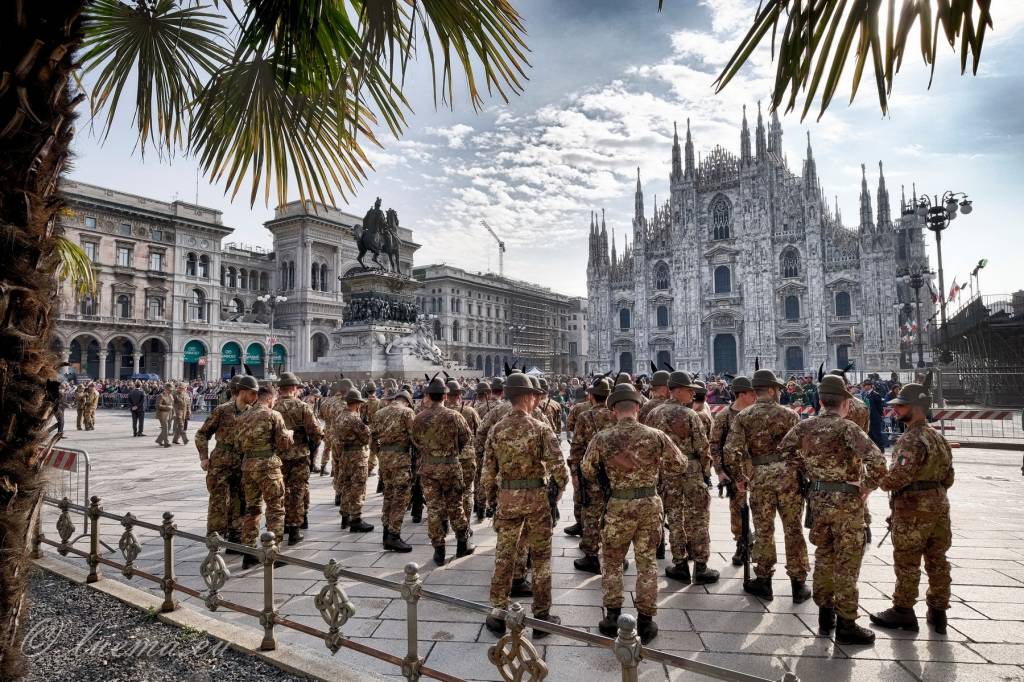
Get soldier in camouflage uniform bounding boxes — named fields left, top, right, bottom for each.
left=227, top=384, right=293, bottom=569
left=196, top=375, right=255, bottom=549
left=570, top=378, right=615, bottom=572
left=638, top=370, right=670, bottom=425
left=172, top=383, right=192, bottom=445
left=871, top=379, right=955, bottom=635
left=779, top=375, right=886, bottom=644
left=724, top=369, right=811, bottom=602
left=584, top=383, right=687, bottom=645
left=411, top=377, right=475, bottom=566
left=320, top=379, right=354, bottom=503
left=155, top=384, right=174, bottom=447
left=647, top=371, right=718, bottom=584
left=371, top=389, right=415, bottom=552
left=362, top=381, right=381, bottom=479
left=471, top=381, right=495, bottom=521
left=75, top=384, right=86, bottom=430
left=82, top=382, right=99, bottom=430
left=482, top=373, right=568, bottom=639
left=710, top=376, right=756, bottom=566
left=445, top=380, right=480, bottom=524
left=330, top=389, right=374, bottom=532
left=274, top=372, right=323, bottom=543
left=537, top=378, right=562, bottom=437
left=692, top=380, right=715, bottom=487
left=834, top=370, right=874, bottom=544
left=565, top=386, right=591, bottom=442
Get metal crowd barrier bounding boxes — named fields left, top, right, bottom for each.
left=35, top=496, right=798, bottom=682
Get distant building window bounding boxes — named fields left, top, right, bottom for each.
left=311, top=263, right=319, bottom=291
left=84, top=216, right=97, bottom=229
left=116, top=295, right=131, bottom=318
left=835, top=291, right=851, bottom=317
left=714, top=265, right=731, bottom=294
left=198, top=254, right=209, bottom=278
left=190, top=289, right=206, bottom=321
left=487, top=331, right=493, bottom=345
left=288, top=262, right=295, bottom=290
left=654, top=262, right=670, bottom=290
left=781, top=247, right=800, bottom=278
left=119, top=222, right=132, bottom=236
left=80, top=295, right=96, bottom=316
left=656, top=305, right=669, bottom=328
left=186, top=252, right=197, bottom=276
left=152, top=229, right=163, bottom=242
left=82, top=241, right=97, bottom=262
left=619, top=308, right=631, bottom=330
left=319, top=264, right=328, bottom=292
left=569, top=341, right=578, bottom=355
left=149, top=252, right=163, bottom=271
left=148, top=297, right=164, bottom=320
left=452, top=320, right=460, bottom=342
left=116, top=245, right=132, bottom=267
left=785, top=295, right=800, bottom=321
left=711, top=199, right=731, bottom=240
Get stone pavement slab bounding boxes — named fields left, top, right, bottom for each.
left=38, top=409, right=1024, bottom=681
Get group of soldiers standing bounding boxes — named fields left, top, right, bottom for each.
left=154, top=382, right=192, bottom=447
left=73, top=382, right=100, bottom=430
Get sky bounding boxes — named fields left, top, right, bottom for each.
left=70, top=1, right=1024, bottom=300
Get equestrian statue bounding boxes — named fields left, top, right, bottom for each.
left=355, top=197, right=402, bottom=273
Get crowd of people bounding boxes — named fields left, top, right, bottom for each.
left=178, top=363, right=951, bottom=647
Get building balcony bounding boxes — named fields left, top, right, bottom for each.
left=112, top=265, right=135, bottom=276
left=146, top=269, right=168, bottom=280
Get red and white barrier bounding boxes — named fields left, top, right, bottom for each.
left=44, top=447, right=80, bottom=472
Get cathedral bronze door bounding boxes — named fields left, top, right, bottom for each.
left=713, top=334, right=737, bottom=375
left=619, top=352, right=633, bottom=375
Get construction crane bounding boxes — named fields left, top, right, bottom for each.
left=479, top=219, right=506, bottom=276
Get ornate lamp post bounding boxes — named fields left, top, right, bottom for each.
left=897, top=267, right=934, bottom=368
left=256, top=293, right=288, bottom=373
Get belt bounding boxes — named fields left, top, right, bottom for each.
left=751, top=453, right=786, bottom=466
left=500, top=478, right=545, bottom=490
left=377, top=444, right=410, bottom=455
left=896, top=480, right=943, bottom=495
left=244, top=447, right=276, bottom=460
left=808, top=481, right=860, bottom=494
left=421, top=454, right=457, bottom=465
left=610, top=486, right=657, bottom=500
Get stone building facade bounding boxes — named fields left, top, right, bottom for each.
left=587, top=106, right=930, bottom=377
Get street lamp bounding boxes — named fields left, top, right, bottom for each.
left=897, top=267, right=935, bottom=369
left=256, top=293, right=288, bottom=373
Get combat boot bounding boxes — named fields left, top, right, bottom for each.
left=475, top=505, right=485, bottom=523
left=637, top=614, right=659, bottom=644
left=665, top=561, right=691, bottom=583
left=743, top=576, right=773, bottom=600
left=818, top=606, right=836, bottom=635
left=510, top=578, right=533, bottom=598
left=791, top=577, right=812, bottom=604
left=563, top=523, right=581, bottom=537
left=441, top=517, right=450, bottom=536
left=485, top=611, right=506, bottom=636
left=532, top=613, right=560, bottom=640
left=224, top=533, right=244, bottom=555
left=383, top=530, right=412, bottom=553
left=376, top=477, right=384, bottom=494
left=349, top=517, right=374, bottom=533
left=340, top=514, right=349, bottom=530
left=433, top=544, right=446, bottom=566
left=573, top=554, right=601, bottom=574
left=333, top=493, right=341, bottom=506
left=864, top=526, right=872, bottom=545
left=411, top=506, right=423, bottom=524
left=693, top=562, right=720, bottom=585
left=455, top=535, right=475, bottom=558
left=731, top=539, right=745, bottom=567
left=926, top=607, right=947, bottom=634
left=242, top=554, right=260, bottom=570
left=300, top=513, right=309, bottom=530
left=286, top=526, right=304, bottom=546
left=655, top=541, right=665, bottom=560
left=869, top=606, right=918, bottom=631
left=598, top=608, right=622, bottom=637
left=835, top=617, right=876, bottom=645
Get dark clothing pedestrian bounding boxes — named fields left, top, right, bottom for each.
left=861, top=389, right=886, bottom=452
left=128, top=388, right=146, bottom=436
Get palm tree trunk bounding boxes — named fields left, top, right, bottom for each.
left=0, top=1, right=85, bottom=677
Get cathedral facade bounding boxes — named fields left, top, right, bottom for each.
left=587, top=105, right=930, bottom=377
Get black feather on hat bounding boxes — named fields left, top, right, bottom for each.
left=922, top=369, right=933, bottom=392
left=503, top=361, right=513, bottom=377
left=230, top=366, right=236, bottom=378
left=443, top=370, right=451, bottom=380
left=755, top=357, right=760, bottom=371
left=844, top=361, right=855, bottom=373
left=723, top=372, right=735, bottom=380
left=662, top=361, right=675, bottom=371
left=649, top=360, right=658, bottom=374
left=817, top=362, right=825, bottom=383
left=243, top=363, right=254, bottom=376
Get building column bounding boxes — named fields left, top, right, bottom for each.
left=168, top=352, right=180, bottom=381
left=132, top=352, right=141, bottom=374
left=113, top=350, right=122, bottom=379
left=97, top=351, right=108, bottom=381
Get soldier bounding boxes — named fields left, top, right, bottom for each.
left=835, top=370, right=874, bottom=544
left=778, top=375, right=886, bottom=644
left=471, top=381, right=494, bottom=520
left=83, top=381, right=99, bottom=430
left=227, top=384, right=293, bottom=569
left=155, top=384, right=174, bottom=447
left=724, top=369, right=811, bottom=602
left=691, top=381, right=714, bottom=438
left=172, top=383, right=192, bottom=445
left=474, top=378, right=510, bottom=521
left=274, top=372, right=323, bottom=544
left=445, top=379, right=481, bottom=524
left=482, top=373, right=568, bottom=639
left=870, top=379, right=954, bottom=635
left=196, top=375, right=255, bottom=551
left=321, top=379, right=354, bottom=504
left=710, top=376, right=757, bottom=566
left=75, top=384, right=86, bottom=430
left=571, top=378, right=618, bottom=572
left=646, top=371, right=718, bottom=584
left=638, top=370, right=670, bottom=424
left=565, top=386, right=590, bottom=440
left=330, top=389, right=374, bottom=532
left=537, top=378, right=562, bottom=437
left=362, top=381, right=381, bottom=478
left=372, top=389, right=415, bottom=552
left=411, top=377, right=475, bottom=566
left=584, top=383, right=687, bottom=644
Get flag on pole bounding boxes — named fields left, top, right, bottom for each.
left=948, top=278, right=960, bottom=302
left=928, top=279, right=938, bottom=304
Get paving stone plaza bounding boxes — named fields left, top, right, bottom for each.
left=40, top=410, right=1024, bottom=682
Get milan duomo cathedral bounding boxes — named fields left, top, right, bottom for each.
left=586, top=104, right=932, bottom=377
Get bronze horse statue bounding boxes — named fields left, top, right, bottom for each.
left=355, top=198, right=401, bottom=273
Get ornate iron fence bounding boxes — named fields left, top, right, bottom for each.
left=35, top=495, right=798, bottom=682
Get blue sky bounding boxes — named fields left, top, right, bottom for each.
left=70, top=1, right=1024, bottom=299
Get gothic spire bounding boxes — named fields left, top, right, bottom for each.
left=671, top=121, right=683, bottom=181
left=611, top=225, right=617, bottom=265
left=684, top=118, right=695, bottom=180
left=876, top=160, right=891, bottom=227
left=768, top=106, right=782, bottom=155
left=634, top=167, right=644, bottom=219
left=803, top=131, right=817, bottom=193
left=859, top=163, right=874, bottom=230
left=740, top=105, right=752, bottom=166
left=755, top=101, right=766, bottom=163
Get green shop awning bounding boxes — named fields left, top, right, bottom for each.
left=221, top=342, right=242, bottom=365
left=183, top=340, right=205, bottom=363
left=245, top=343, right=265, bottom=365
left=271, top=344, right=287, bottom=365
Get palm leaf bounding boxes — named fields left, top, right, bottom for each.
left=54, top=236, right=96, bottom=297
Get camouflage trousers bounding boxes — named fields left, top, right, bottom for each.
left=459, top=456, right=476, bottom=523
left=602, top=497, right=662, bottom=616
left=663, top=469, right=711, bottom=563
left=579, top=480, right=607, bottom=556
left=206, top=461, right=244, bottom=539
left=473, top=451, right=487, bottom=512
left=172, top=414, right=189, bottom=444
left=891, top=491, right=952, bottom=610
left=567, top=457, right=583, bottom=525
left=729, top=487, right=748, bottom=540
left=421, top=473, right=468, bottom=546
left=155, top=413, right=171, bottom=445
left=76, top=407, right=84, bottom=430
left=241, top=467, right=285, bottom=546
left=491, top=508, right=553, bottom=614
left=83, top=407, right=96, bottom=430
left=749, top=469, right=809, bottom=580
left=808, top=493, right=867, bottom=620
left=280, top=458, right=309, bottom=526
left=379, top=452, right=412, bottom=534
left=336, top=450, right=369, bottom=519
left=660, top=474, right=687, bottom=564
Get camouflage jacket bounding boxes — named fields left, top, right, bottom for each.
left=370, top=402, right=415, bottom=458
left=226, top=404, right=293, bottom=472
left=85, top=388, right=99, bottom=408
left=880, top=420, right=955, bottom=494
left=566, top=400, right=591, bottom=436
left=172, top=392, right=191, bottom=418
left=847, top=397, right=870, bottom=433
left=274, top=395, right=323, bottom=461
left=318, top=395, right=346, bottom=425
left=411, top=402, right=472, bottom=478
left=581, top=417, right=685, bottom=491
left=156, top=393, right=174, bottom=414
left=445, top=401, right=480, bottom=460
left=709, top=405, right=741, bottom=476
left=645, top=398, right=711, bottom=477
left=694, top=403, right=713, bottom=439
left=471, top=399, right=495, bottom=421
left=539, top=397, right=562, bottom=434
left=195, top=400, right=250, bottom=466
left=723, top=398, right=799, bottom=485
left=481, top=410, right=568, bottom=514
left=779, top=412, right=886, bottom=489
left=569, top=404, right=615, bottom=465
left=74, top=387, right=86, bottom=408
left=638, top=396, right=666, bottom=425
left=331, top=410, right=371, bottom=455
left=361, top=396, right=381, bottom=424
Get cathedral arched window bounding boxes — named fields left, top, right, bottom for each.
left=320, top=264, right=329, bottom=292
left=835, top=291, right=851, bottom=318
left=781, top=247, right=800, bottom=278
left=311, top=263, right=319, bottom=291
left=619, top=308, right=631, bottom=330
left=288, top=261, right=295, bottom=290
left=654, top=262, right=670, bottom=290
left=656, top=305, right=669, bottom=328
left=185, top=252, right=197, bottom=277
left=714, top=265, right=731, bottom=294
left=711, top=198, right=731, bottom=240
left=785, top=295, right=800, bottom=321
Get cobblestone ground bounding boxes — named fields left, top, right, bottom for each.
left=39, top=409, right=1024, bottom=682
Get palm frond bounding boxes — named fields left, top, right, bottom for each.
left=54, top=236, right=96, bottom=297
left=715, top=0, right=993, bottom=120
